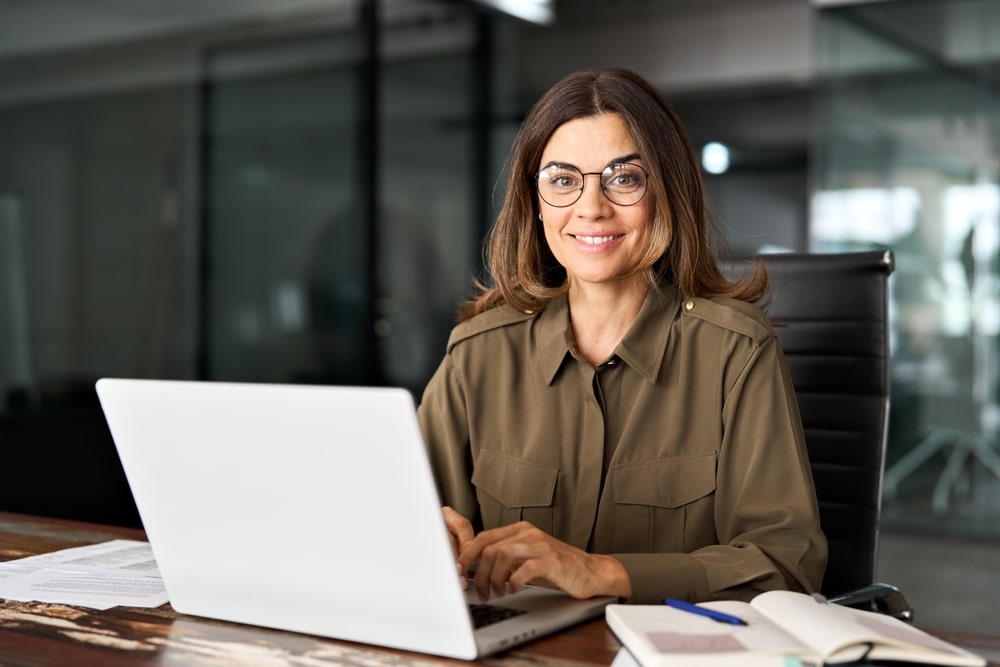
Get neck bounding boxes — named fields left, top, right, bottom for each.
left=567, top=278, right=648, bottom=365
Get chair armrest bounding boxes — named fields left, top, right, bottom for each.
left=828, top=583, right=915, bottom=622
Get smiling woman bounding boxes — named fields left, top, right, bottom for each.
left=534, top=113, right=653, bottom=313
left=415, top=67, right=828, bottom=605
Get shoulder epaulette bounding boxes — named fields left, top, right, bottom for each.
left=446, top=305, right=537, bottom=351
left=679, top=296, right=773, bottom=344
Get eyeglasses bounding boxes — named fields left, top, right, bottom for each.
left=535, top=162, right=648, bottom=207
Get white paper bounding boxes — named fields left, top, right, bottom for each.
left=8, top=539, right=161, bottom=577
left=0, top=540, right=167, bottom=610
left=0, top=563, right=33, bottom=582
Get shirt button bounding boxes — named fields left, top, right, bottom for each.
left=685, top=300, right=695, bottom=310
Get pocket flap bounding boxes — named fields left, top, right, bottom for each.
left=612, top=452, right=717, bottom=508
left=472, top=450, right=558, bottom=507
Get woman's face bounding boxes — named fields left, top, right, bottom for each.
left=536, top=112, right=653, bottom=291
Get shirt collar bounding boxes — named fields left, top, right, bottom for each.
left=535, top=284, right=681, bottom=386
left=537, top=295, right=573, bottom=385
left=616, top=284, right=680, bottom=383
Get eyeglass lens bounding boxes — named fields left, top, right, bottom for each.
left=536, top=163, right=647, bottom=207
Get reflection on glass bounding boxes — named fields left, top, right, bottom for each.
left=206, top=57, right=366, bottom=384
left=814, top=0, right=1000, bottom=534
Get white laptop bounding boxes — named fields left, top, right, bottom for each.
left=95, top=378, right=614, bottom=659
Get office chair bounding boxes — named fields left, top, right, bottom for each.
left=730, top=250, right=913, bottom=621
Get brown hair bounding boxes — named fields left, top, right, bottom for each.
left=460, top=67, right=767, bottom=321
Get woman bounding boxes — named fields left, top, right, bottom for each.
left=416, top=68, right=827, bottom=604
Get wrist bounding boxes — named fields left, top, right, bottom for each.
left=593, top=554, right=632, bottom=599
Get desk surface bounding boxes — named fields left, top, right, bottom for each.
left=1, top=511, right=998, bottom=667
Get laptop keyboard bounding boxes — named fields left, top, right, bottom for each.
left=469, top=603, right=527, bottom=628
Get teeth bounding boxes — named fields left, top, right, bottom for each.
left=575, top=235, right=617, bottom=245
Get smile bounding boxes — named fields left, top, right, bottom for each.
left=572, top=234, right=622, bottom=245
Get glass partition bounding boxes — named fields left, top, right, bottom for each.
left=204, top=40, right=367, bottom=385
left=0, top=0, right=486, bottom=525
left=0, top=84, right=202, bottom=405
left=813, top=0, right=1000, bottom=534
left=0, top=0, right=484, bottom=408
left=203, top=12, right=477, bottom=392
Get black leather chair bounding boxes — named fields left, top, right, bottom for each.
left=732, top=250, right=912, bottom=620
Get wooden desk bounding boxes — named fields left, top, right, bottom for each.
left=2, top=511, right=998, bottom=667
left=0, top=512, right=619, bottom=666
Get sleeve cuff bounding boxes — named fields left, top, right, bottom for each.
left=613, top=552, right=710, bottom=604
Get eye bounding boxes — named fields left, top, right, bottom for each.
left=611, top=172, right=637, bottom=187
left=540, top=167, right=582, bottom=191
left=605, top=164, right=645, bottom=191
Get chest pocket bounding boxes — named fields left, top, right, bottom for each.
left=610, top=452, right=717, bottom=553
left=472, top=449, right=558, bottom=533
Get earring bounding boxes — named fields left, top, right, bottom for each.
left=538, top=213, right=543, bottom=221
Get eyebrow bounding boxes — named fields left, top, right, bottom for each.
left=540, top=153, right=642, bottom=172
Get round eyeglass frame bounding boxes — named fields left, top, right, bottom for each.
left=534, top=162, right=649, bottom=208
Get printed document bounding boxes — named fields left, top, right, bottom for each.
left=0, top=539, right=167, bottom=610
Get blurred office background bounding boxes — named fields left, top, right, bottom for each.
left=1, top=0, right=998, bottom=633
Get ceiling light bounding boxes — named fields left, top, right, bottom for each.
left=702, top=142, right=730, bottom=175
left=469, top=0, right=554, bottom=26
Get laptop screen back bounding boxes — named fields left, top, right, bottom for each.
left=96, top=379, right=479, bottom=659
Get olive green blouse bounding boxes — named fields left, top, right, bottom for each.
left=416, top=283, right=827, bottom=604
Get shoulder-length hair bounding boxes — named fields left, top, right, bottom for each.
left=460, top=67, right=767, bottom=321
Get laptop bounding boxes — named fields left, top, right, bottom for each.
left=95, top=378, right=614, bottom=659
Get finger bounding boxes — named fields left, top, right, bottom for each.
left=487, top=539, right=529, bottom=598
left=455, top=522, right=515, bottom=578
left=477, top=533, right=539, bottom=600
left=465, top=535, right=501, bottom=601
left=441, top=507, right=476, bottom=591
left=472, top=555, right=517, bottom=601
left=484, top=528, right=571, bottom=595
left=441, top=506, right=475, bottom=557
left=460, top=521, right=526, bottom=556
left=470, top=541, right=496, bottom=601
left=458, top=522, right=540, bottom=600
left=506, top=556, right=552, bottom=593
left=456, top=530, right=489, bottom=573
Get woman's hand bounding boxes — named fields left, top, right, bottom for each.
left=456, top=521, right=632, bottom=601
left=441, top=506, right=476, bottom=561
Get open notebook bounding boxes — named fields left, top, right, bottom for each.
left=95, top=378, right=613, bottom=659
left=607, top=590, right=985, bottom=667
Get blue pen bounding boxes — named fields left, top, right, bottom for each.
left=664, top=598, right=748, bottom=626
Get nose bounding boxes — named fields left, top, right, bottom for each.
left=575, top=173, right=613, bottom=218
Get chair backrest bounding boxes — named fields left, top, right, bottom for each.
left=733, top=251, right=894, bottom=598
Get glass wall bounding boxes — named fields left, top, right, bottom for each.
left=0, top=1, right=483, bottom=399
left=205, top=47, right=367, bottom=385
left=0, top=0, right=489, bottom=524
left=813, top=0, right=1000, bottom=534
left=203, top=16, right=478, bottom=392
